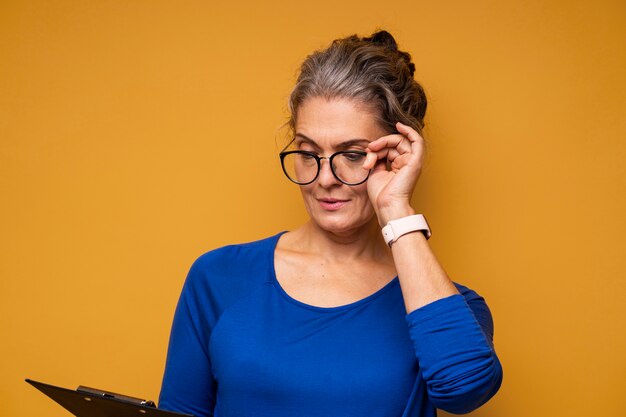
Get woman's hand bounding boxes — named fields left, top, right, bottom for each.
left=363, top=122, right=425, bottom=226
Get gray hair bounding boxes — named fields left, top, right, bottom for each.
left=288, top=30, right=427, bottom=137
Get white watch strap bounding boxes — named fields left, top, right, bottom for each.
left=382, top=214, right=431, bottom=246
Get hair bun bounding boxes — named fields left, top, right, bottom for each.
left=364, top=30, right=415, bottom=76
left=365, top=31, right=398, bottom=50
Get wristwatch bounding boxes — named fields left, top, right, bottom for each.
left=382, top=214, right=431, bottom=246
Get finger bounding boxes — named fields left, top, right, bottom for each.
left=368, top=134, right=412, bottom=154
left=396, top=123, right=425, bottom=161
left=396, top=122, right=425, bottom=144
left=370, top=158, right=388, bottom=175
left=365, top=148, right=411, bottom=171
left=362, top=148, right=389, bottom=170
left=368, top=134, right=409, bottom=151
left=385, top=147, right=403, bottom=163
left=364, top=136, right=421, bottom=170
left=389, top=153, right=413, bottom=171
left=363, top=151, right=377, bottom=170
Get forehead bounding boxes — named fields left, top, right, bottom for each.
left=295, top=97, right=387, bottom=147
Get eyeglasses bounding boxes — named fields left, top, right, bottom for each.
left=279, top=150, right=371, bottom=186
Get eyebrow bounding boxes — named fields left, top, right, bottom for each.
left=294, top=133, right=370, bottom=149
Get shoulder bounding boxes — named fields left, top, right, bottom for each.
left=190, top=232, right=283, bottom=275
left=182, top=233, right=284, bottom=306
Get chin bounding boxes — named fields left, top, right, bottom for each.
left=311, top=212, right=376, bottom=237
left=302, top=193, right=376, bottom=236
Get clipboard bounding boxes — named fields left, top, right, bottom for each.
left=26, top=378, right=194, bottom=417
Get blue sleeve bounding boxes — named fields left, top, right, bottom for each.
left=158, top=257, right=218, bottom=417
left=405, top=285, right=503, bottom=414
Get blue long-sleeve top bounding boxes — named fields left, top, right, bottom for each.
left=159, top=233, right=502, bottom=417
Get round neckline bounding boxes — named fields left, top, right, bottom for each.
left=269, top=231, right=399, bottom=313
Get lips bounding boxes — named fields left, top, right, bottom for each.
left=317, top=197, right=349, bottom=211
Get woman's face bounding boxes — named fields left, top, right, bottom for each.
left=293, top=96, right=388, bottom=237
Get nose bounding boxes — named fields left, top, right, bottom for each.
left=316, top=157, right=340, bottom=188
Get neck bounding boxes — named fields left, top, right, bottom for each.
left=292, top=218, right=391, bottom=263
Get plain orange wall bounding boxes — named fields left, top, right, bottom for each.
left=1, top=1, right=624, bottom=416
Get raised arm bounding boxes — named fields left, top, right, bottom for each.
left=364, top=121, right=459, bottom=310
left=364, top=122, right=503, bottom=412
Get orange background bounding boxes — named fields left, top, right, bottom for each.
left=1, top=1, right=624, bottom=416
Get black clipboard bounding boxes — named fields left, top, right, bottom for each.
left=26, top=378, right=194, bottom=417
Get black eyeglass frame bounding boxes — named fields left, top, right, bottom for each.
left=279, top=150, right=371, bottom=186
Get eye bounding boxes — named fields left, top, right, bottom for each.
left=341, top=152, right=366, bottom=163
left=300, top=152, right=317, bottom=160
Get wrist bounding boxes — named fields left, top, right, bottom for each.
left=377, top=205, right=415, bottom=227
left=381, top=214, right=432, bottom=246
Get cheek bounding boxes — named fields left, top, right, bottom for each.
left=298, top=185, right=316, bottom=204
left=352, top=184, right=371, bottom=201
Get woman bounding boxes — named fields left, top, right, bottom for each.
left=159, top=30, right=503, bottom=417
